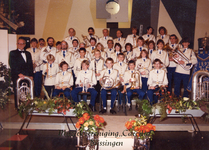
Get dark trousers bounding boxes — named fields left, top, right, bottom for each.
left=101, top=88, right=117, bottom=108
left=126, top=88, right=145, bottom=104
left=52, top=88, right=71, bottom=99
left=167, top=67, right=176, bottom=92
left=71, top=87, right=97, bottom=106
left=174, top=72, right=190, bottom=97
left=33, top=71, right=42, bottom=97
left=44, top=85, right=55, bottom=98
left=141, top=77, right=148, bottom=93
left=94, top=81, right=101, bottom=103
left=147, top=87, right=160, bottom=105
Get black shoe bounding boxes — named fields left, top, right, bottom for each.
left=99, top=109, right=107, bottom=114
left=93, top=106, right=97, bottom=112
left=110, top=108, right=116, bottom=114
left=88, top=104, right=93, bottom=111
left=128, top=106, right=132, bottom=111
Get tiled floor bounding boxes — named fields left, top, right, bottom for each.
left=0, top=129, right=208, bottom=150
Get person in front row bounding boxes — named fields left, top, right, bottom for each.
left=42, top=54, right=59, bottom=98
left=52, top=61, right=73, bottom=99
left=135, top=50, right=152, bottom=93
left=121, top=60, right=145, bottom=110
left=89, top=50, right=105, bottom=104
left=99, top=58, right=118, bottom=114
left=147, top=59, right=168, bottom=105
left=71, top=60, right=97, bottom=111
left=174, top=37, right=197, bottom=98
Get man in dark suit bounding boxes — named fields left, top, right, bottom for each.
left=9, top=38, right=33, bottom=109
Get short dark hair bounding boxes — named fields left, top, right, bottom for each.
left=131, top=26, right=137, bottom=31
left=79, top=48, right=86, bottom=53
left=157, top=39, right=165, bottom=45
left=107, top=39, right=114, bottom=44
left=60, top=61, right=68, bottom=68
left=30, top=38, right=38, bottom=43
left=170, top=34, right=177, bottom=39
left=147, top=26, right=154, bottom=34
left=181, top=37, right=190, bottom=43
left=88, top=27, right=94, bottom=32
left=153, top=58, right=163, bottom=64
left=128, top=60, right=135, bottom=65
left=81, top=60, right=90, bottom=66
left=47, top=37, right=54, bottom=42
left=159, top=26, right=167, bottom=34
left=90, top=37, right=97, bottom=43
left=72, top=39, right=78, bottom=44
left=39, top=38, right=45, bottom=42
left=118, top=53, right=124, bottom=57
left=148, top=40, right=155, bottom=49
left=105, top=57, right=114, bottom=63
left=125, top=43, right=133, bottom=51
left=137, top=37, right=145, bottom=43
left=116, top=30, right=123, bottom=36
left=56, top=41, right=61, bottom=46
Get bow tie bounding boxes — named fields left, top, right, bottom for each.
left=20, top=51, right=25, bottom=53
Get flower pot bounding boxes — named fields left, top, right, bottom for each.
left=133, top=136, right=149, bottom=150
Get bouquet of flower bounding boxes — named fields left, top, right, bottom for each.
left=125, top=115, right=155, bottom=140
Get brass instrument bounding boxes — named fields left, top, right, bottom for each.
left=130, top=71, right=140, bottom=90
left=17, top=76, right=34, bottom=107
left=192, top=70, right=209, bottom=101
left=172, top=47, right=193, bottom=71
left=82, top=34, right=90, bottom=44
left=81, top=78, right=90, bottom=93
left=99, top=76, right=121, bottom=90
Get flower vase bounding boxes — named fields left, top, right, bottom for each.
left=76, top=132, right=98, bottom=150
left=133, top=136, right=149, bottom=150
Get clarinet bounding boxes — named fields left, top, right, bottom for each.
left=95, top=59, right=97, bottom=74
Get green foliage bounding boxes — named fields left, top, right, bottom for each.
left=136, top=99, right=153, bottom=118
left=73, top=101, right=92, bottom=119
left=0, top=62, right=13, bottom=109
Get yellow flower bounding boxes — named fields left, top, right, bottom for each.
left=84, top=122, right=89, bottom=127
left=89, top=121, right=94, bottom=125
left=34, top=101, right=38, bottom=105
left=43, top=101, right=47, bottom=104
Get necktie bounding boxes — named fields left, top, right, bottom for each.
left=105, top=37, right=106, bottom=40
left=108, top=70, right=111, bottom=74
left=183, top=49, right=186, bottom=53
left=134, top=35, right=136, bottom=38
left=140, top=47, right=142, bottom=51
left=92, top=47, right=94, bottom=50
left=172, top=44, right=174, bottom=48
left=109, top=49, right=111, bottom=51
left=150, top=50, right=153, bottom=54
left=162, top=35, right=164, bottom=39
left=157, top=70, right=158, bottom=73
left=148, top=34, right=150, bottom=37
left=120, top=63, right=122, bottom=66
left=50, top=64, right=52, bottom=68
left=143, top=59, right=145, bottom=62
left=63, top=51, right=65, bottom=57
left=33, top=48, right=35, bottom=53
left=131, top=71, right=133, bottom=73
left=63, top=72, right=65, bottom=75
left=159, top=50, right=161, bottom=54
left=49, top=47, right=52, bottom=49
left=117, top=53, right=119, bottom=56
left=127, top=51, right=129, bottom=55
left=71, top=37, right=72, bottom=40
left=118, top=38, right=120, bottom=41
left=85, top=71, right=87, bottom=74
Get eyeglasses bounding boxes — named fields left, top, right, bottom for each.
left=18, top=43, right=26, bottom=45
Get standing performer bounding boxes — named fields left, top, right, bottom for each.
left=82, top=27, right=98, bottom=47
left=52, top=61, right=73, bottom=99
left=125, top=27, right=139, bottom=48
left=9, top=38, right=33, bottom=109
left=42, top=54, right=59, bottom=98
left=174, top=37, right=197, bottom=98
left=71, top=60, right=97, bottom=111
left=110, top=43, right=122, bottom=63
left=38, top=38, right=46, bottom=50
left=64, top=28, right=80, bottom=48
left=133, top=37, right=148, bottom=59
left=147, top=59, right=168, bottom=105
left=105, top=39, right=115, bottom=57
left=98, top=29, right=113, bottom=49
left=113, top=30, right=126, bottom=52
left=142, top=26, right=156, bottom=43
left=99, top=58, right=118, bottom=114
left=26, top=38, right=42, bottom=97
left=147, top=40, right=155, bottom=58
left=86, top=37, right=97, bottom=54
left=123, top=43, right=134, bottom=62
left=156, top=26, right=170, bottom=44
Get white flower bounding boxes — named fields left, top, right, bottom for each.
left=183, top=97, right=189, bottom=101
left=84, top=127, right=88, bottom=131
left=34, top=101, right=38, bottom=105
left=92, top=127, right=95, bottom=131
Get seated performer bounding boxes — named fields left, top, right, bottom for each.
left=52, top=61, right=73, bottom=99
left=42, top=54, right=59, bottom=98
left=82, top=27, right=98, bottom=47
left=74, top=48, right=90, bottom=78
left=92, top=43, right=107, bottom=60
left=125, top=27, right=139, bottom=48
left=26, top=38, right=42, bottom=97
left=150, top=39, right=169, bottom=68
left=147, top=40, right=155, bottom=58
left=89, top=50, right=105, bottom=103
left=110, top=43, right=122, bottom=63
left=105, top=39, right=115, bottom=57
left=99, top=58, right=118, bottom=114
left=121, top=60, right=145, bottom=110
left=56, top=41, right=62, bottom=53
left=133, top=37, right=148, bottom=59
left=123, top=43, right=134, bottom=62
left=55, top=41, right=74, bottom=70
left=64, top=28, right=80, bottom=48
left=71, top=60, right=97, bottom=111
left=98, top=29, right=113, bottom=49
left=147, top=59, right=168, bottom=105
left=69, top=39, right=79, bottom=54
left=113, top=30, right=126, bottom=52
left=113, top=53, right=128, bottom=107
left=136, top=50, right=152, bottom=92
left=174, top=37, right=197, bottom=98
left=142, top=26, right=156, bottom=43
left=156, top=26, right=170, bottom=44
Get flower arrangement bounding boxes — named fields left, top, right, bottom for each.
left=125, top=115, right=155, bottom=140
left=0, top=62, right=13, bottom=109
left=18, top=96, right=73, bottom=117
